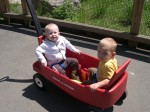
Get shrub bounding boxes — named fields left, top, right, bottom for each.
left=52, top=0, right=78, bottom=20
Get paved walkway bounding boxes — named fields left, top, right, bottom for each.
left=0, top=23, right=150, bottom=112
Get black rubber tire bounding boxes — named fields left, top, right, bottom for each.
left=33, top=73, right=47, bottom=90
left=118, top=89, right=128, bottom=101
left=86, top=105, right=102, bottom=112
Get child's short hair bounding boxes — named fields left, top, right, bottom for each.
left=99, top=37, right=117, bottom=52
left=44, top=23, right=59, bottom=32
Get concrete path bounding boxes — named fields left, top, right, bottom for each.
left=0, top=23, right=150, bottom=112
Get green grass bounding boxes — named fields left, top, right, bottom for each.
left=10, top=3, right=22, bottom=14
left=140, top=1, right=150, bottom=36
left=9, top=0, right=150, bottom=36
left=76, top=0, right=133, bottom=32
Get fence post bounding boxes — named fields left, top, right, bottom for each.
left=21, top=0, right=29, bottom=15
left=0, top=0, right=10, bottom=13
left=0, top=0, right=5, bottom=14
left=0, top=0, right=10, bottom=23
left=21, top=0, right=30, bottom=26
left=129, top=0, right=145, bottom=47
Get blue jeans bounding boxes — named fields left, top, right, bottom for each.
left=51, top=58, right=79, bottom=76
left=88, top=67, right=98, bottom=83
left=91, top=73, right=98, bottom=83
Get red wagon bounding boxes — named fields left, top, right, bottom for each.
left=33, top=36, right=131, bottom=110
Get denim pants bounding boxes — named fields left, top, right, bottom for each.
left=51, top=58, right=79, bottom=76
left=88, top=67, right=98, bottom=83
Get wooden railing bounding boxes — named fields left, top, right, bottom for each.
left=0, top=0, right=149, bottom=48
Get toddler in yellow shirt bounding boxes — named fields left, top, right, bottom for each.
left=83, top=37, right=118, bottom=91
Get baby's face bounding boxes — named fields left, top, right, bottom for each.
left=97, top=45, right=113, bottom=61
left=45, top=26, right=59, bottom=42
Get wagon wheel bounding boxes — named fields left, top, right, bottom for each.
left=118, top=89, right=128, bottom=101
left=33, top=73, right=47, bottom=90
left=86, top=105, right=103, bottom=112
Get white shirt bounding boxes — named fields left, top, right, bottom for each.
left=36, top=36, right=79, bottom=66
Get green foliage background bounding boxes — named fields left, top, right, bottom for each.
left=9, top=0, right=150, bottom=36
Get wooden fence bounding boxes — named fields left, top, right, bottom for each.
left=0, top=0, right=149, bottom=48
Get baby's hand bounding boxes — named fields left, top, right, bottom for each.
left=76, top=49, right=81, bottom=54
left=89, top=83, right=99, bottom=92
left=41, top=60, right=47, bottom=67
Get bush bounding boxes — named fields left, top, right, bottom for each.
left=52, top=0, right=78, bottom=20
left=34, top=0, right=53, bottom=17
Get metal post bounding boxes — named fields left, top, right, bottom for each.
left=25, top=0, right=43, bottom=36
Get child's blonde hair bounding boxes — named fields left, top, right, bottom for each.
left=99, top=37, right=117, bottom=52
left=44, top=23, right=59, bottom=32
